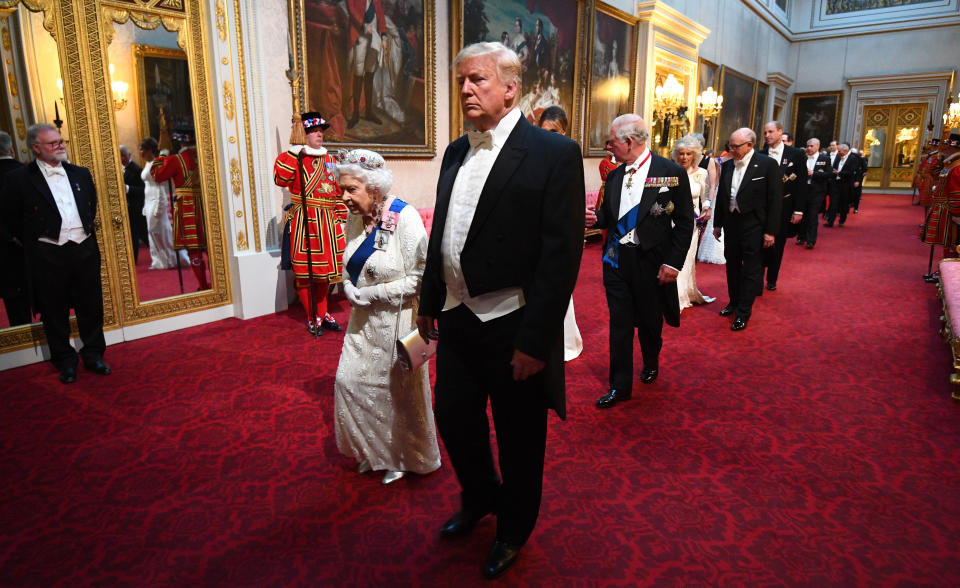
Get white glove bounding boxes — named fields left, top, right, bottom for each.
left=343, top=281, right=368, bottom=308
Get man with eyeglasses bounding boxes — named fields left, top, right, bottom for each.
left=0, top=124, right=109, bottom=383
left=712, top=127, right=782, bottom=331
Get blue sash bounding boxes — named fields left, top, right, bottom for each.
left=602, top=201, right=644, bottom=269
left=346, top=198, right=408, bottom=284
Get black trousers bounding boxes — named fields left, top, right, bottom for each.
left=851, top=184, right=863, bottom=210
left=803, top=187, right=827, bottom=245
left=31, top=237, right=105, bottom=369
left=127, top=195, right=149, bottom=262
left=763, top=232, right=788, bottom=287
left=435, top=304, right=548, bottom=545
left=603, top=245, right=663, bottom=391
left=826, top=181, right=851, bottom=225
left=723, top=210, right=764, bottom=320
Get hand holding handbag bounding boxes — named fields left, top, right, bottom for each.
left=396, top=328, right=437, bottom=371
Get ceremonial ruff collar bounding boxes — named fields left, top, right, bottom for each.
left=289, top=144, right=328, bottom=157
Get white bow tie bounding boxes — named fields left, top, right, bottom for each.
left=467, top=131, right=493, bottom=150
left=43, top=165, right=66, bottom=177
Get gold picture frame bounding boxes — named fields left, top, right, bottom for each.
left=132, top=44, right=189, bottom=155
left=449, top=0, right=591, bottom=144
left=584, top=1, right=638, bottom=156
left=791, top=90, right=843, bottom=148
left=287, top=0, right=436, bottom=157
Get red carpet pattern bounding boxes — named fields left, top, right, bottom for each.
left=1, top=195, right=959, bottom=586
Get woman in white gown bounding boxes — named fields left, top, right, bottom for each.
left=333, top=149, right=441, bottom=485
left=538, top=106, right=583, bottom=361
left=672, top=135, right=715, bottom=311
left=138, top=138, right=178, bottom=270
left=697, top=140, right=725, bottom=265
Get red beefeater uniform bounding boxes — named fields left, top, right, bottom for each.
left=921, top=159, right=960, bottom=247
left=596, top=156, right=619, bottom=211
left=151, top=148, right=206, bottom=251
left=273, top=146, right=347, bottom=282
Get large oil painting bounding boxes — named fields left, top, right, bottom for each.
left=289, top=0, right=435, bottom=156
left=451, top=0, right=589, bottom=142
left=791, top=91, right=842, bottom=147
left=585, top=2, right=637, bottom=156
left=715, top=66, right=757, bottom=152
left=134, top=45, right=193, bottom=152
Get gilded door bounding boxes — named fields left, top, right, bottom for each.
left=860, top=103, right=927, bottom=190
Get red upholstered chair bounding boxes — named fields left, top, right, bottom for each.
left=418, top=208, right=434, bottom=238
left=937, top=258, right=960, bottom=399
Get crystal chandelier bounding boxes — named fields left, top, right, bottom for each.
left=653, top=74, right=685, bottom=118
left=696, top=86, right=723, bottom=119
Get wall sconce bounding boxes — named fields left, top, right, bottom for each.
left=696, top=86, right=724, bottom=119
left=55, top=78, right=64, bottom=101
left=108, top=64, right=128, bottom=111
left=653, top=73, right=685, bottom=118
left=944, top=95, right=960, bottom=130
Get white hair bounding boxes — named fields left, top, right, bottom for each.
left=453, top=42, right=522, bottom=87
left=672, top=135, right=703, bottom=166
left=611, top=114, right=650, bottom=144
left=334, top=150, right=394, bottom=196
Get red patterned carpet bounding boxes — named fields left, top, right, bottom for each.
left=2, top=194, right=959, bottom=586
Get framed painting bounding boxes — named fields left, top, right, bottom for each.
left=133, top=45, right=192, bottom=152
left=288, top=0, right=435, bottom=157
left=695, top=57, right=719, bottom=137
left=715, top=66, right=757, bottom=152
left=791, top=91, right=843, bottom=147
left=450, top=0, right=590, bottom=144
left=753, top=81, right=769, bottom=137
left=584, top=2, right=638, bottom=156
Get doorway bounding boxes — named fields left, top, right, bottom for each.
left=860, top=103, right=927, bottom=190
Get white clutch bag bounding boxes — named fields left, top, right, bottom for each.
left=396, top=329, right=437, bottom=371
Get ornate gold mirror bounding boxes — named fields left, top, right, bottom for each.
left=97, top=0, right=229, bottom=323
left=0, top=2, right=73, bottom=342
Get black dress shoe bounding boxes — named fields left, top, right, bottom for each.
left=440, top=509, right=490, bottom=538
left=838, top=222, right=844, bottom=227
left=640, top=367, right=658, bottom=384
left=59, top=366, right=77, bottom=384
left=321, top=315, right=342, bottom=332
left=484, top=540, right=522, bottom=580
left=765, top=283, right=777, bottom=291
left=806, top=243, right=815, bottom=249
left=83, top=359, right=111, bottom=375
left=824, top=222, right=834, bottom=227
left=794, top=240, right=805, bottom=246
left=731, top=317, right=748, bottom=331
left=596, top=389, right=631, bottom=409
left=719, top=306, right=734, bottom=317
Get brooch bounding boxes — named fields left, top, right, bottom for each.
left=650, top=201, right=675, bottom=217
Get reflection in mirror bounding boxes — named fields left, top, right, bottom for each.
left=108, top=20, right=210, bottom=302
left=0, top=6, right=68, bottom=330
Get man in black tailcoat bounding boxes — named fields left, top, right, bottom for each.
left=798, top=137, right=833, bottom=249
left=120, top=145, right=148, bottom=263
left=0, top=130, right=29, bottom=326
left=713, top=127, right=782, bottom=331
left=0, top=124, right=110, bottom=383
left=760, top=121, right=808, bottom=291
left=585, top=113, right=693, bottom=406
left=824, top=143, right=861, bottom=227
left=416, top=42, right=583, bottom=580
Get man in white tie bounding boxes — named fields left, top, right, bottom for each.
left=825, top=143, right=861, bottom=227
left=759, top=121, right=808, bottom=291
left=416, top=42, right=584, bottom=580
left=712, top=128, right=782, bottom=330
left=585, top=114, right=693, bottom=405
left=0, top=124, right=109, bottom=383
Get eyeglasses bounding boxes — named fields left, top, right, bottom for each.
left=728, top=141, right=750, bottom=150
left=39, top=140, right=65, bottom=148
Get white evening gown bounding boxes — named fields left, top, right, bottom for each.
left=678, top=167, right=715, bottom=311
left=334, top=200, right=441, bottom=475
left=563, top=298, right=582, bottom=361
left=697, top=165, right=726, bottom=264
left=141, top=161, right=178, bottom=269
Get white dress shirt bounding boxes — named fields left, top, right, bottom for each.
left=440, top=107, right=524, bottom=321
left=617, top=148, right=652, bottom=246
left=767, top=142, right=783, bottom=165
left=837, top=154, right=848, bottom=172
left=36, top=159, right=89, bottom=245
left=806, top=153, right=818, bottom=184
left=729, top=149, right=755, bottom=211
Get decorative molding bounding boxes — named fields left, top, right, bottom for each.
left=767, top=71, right=794, bottom=90
left=222, top=79, right=233, bottom=119
left=214, top=0, right=225, bottom=40
left=230, top=156, right=241, bottom=195
left=233, top=0, right=259, bottom=251
left=635, top=0, right=710, bottom=47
